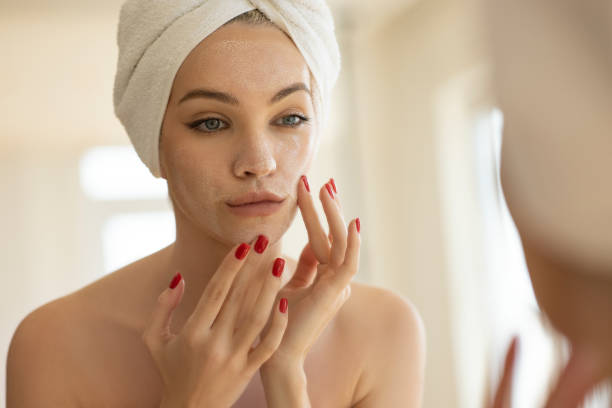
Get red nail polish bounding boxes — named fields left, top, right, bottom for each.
left=273, top=258, right=285, bottom=277
left=235, top=243, right=250, bottom=260
left=356, top=218, right=361, bottom=233
left=330, top=178, right=337, bottom=194
left=325, top=183, right=334, bottom=199
left=301, top=175, right=310, bottom=192
left=169, top=272, right=182, bottom=289
left=280, top=298, right=288, bottom=313
left=254, top=235, right=269, bottom=253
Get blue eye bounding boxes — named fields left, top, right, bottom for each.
left=188, top=118, right=228, bottom=133
left=188, top=113, right=309, bottom=133
left=278, top=114, right=309, bottom=127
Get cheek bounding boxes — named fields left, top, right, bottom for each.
left=277, top=132, right=315, bottom=170
left=166, top=143, right=223, bottom=202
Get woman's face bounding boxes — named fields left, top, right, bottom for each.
left=159, top=22, right=317, bottom=246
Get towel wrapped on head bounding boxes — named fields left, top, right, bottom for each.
left=113, top=0, right=341, bottom=178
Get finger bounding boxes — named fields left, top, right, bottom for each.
left=246, top=297, right=289, bottom=372
left=284, top=242, right=318, bottom=290
left=298, top=175, right=330, bottom=263
left=334, top=218, right=361, bottom=288
left=235, top=235, right=273, bottom=326
left=183, top=242, right=250, bottom=334
left=329, top=177, right=343, bottom=211
left=213, top=234, right=269, bottom=337
left=544, top=346, right=604, bottom=408
left=320, top=180, right=347, bottom=267
left=142, top=272, right=185, bottom=354
left=234, top=257, right=285, bottom=351
left=491, top=336, right=519, bottom=408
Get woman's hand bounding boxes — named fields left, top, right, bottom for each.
left=490, top=337, right=519, bottom=408
left=141, top=240, right=289, bottom=408
left=490, top=336, right=609, bottom=408
left=261, top=175, right=361, bottom=367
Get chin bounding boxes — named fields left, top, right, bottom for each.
left=222, top=206, right=296, bottom=244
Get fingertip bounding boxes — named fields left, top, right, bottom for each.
left=165, top=275, right=185, bottom=305
left=279, top=297, right=288, bottom=314
left=300, top=174, right=310, bottom=193
left=348, top=218, right=361, bottom=238
left=169, top=272, right=182, bottom=289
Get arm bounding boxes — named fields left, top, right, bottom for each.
left=260, top=358, right=311, bottom=408
left=352, top=289, right=426, bottom=408
left=6, top=304, right=79, bottom=408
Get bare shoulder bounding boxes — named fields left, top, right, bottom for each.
left=6, top=254, right=155, bottom=407
left=345, top=281, right=426, bottom=407
left=7, top=296, right=84, bottom=407
left=343, top=281, right=425, bottom=339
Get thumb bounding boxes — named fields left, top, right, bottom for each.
left=491, top=336, right=519, bottom=408
left=285, top=242, right=319, bottom=290
left=544, top=344, right=606, bottom=408
left=142, top=272, right=185, bottom=351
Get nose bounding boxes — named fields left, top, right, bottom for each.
left=232, top=132, right=277, bottom=179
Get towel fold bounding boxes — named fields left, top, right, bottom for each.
left=113, top=0, right=341, bottom=178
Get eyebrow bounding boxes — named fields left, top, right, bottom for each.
left=178, top=82, right=311, bottom=106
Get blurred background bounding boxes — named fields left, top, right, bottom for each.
left=1, top=0, right=609, bottom=407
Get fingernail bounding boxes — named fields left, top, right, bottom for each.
left=169, top=272, right=182, bottom=289
left=273, top=258, right=285, bottom=277
left=325, top=182, right=334, bottom=199
left=255, top=235, right=269, bottom=253
left=356, top=217, right=361, bottom=233
left=235, top=243, right=250, bottom=260
left=280, top=298, right=288, bottom=313
left=330, top=178, right=337, bottom=194
left=301, top=175, right=310, bottom=192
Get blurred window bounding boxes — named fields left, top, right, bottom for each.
left=79, top=146, right=174, bottom=275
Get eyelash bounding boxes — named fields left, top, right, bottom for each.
left=188, top=114, right=310, bottom=133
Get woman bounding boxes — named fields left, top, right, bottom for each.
left=7, top=2, right=425, bottom=407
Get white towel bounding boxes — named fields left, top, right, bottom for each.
left=113, top=0, right=341, bottom=178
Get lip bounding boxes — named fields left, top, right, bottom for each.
left=226, top=191, right=285, bottom=217
left=226, top=200, right=285, bottom=217
left=227, top=191, right=285, bottom=206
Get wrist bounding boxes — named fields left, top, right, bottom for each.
left=261, top=359, right=306, bottom=382
left=260, top=357, right=310, bottom=408
left=261, top=352, right=305, bottom=373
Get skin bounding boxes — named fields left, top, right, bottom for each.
left=6, top=22, right=425, bottom=407
left=156, top=22, right=317, bottom=323
left=486, top=1, right=612, bottom=406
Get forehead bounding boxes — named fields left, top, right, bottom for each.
left=173, top=23, right=311, bottom=96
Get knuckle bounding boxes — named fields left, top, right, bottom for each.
left=205, top=348, right=226, bottom=365
left=228, top=354, right=246, bottom=374
left=208, top=285, right=225, bottom=304
left=231, top=286, right=245, bottom=303
left=258, top=337, right=277, bottom=356
left=183, top=328, right=205, bottom=349
left=250, top=309, right=269, bottom=328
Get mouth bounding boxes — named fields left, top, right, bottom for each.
left=226, top=199, right=285, bottom=217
